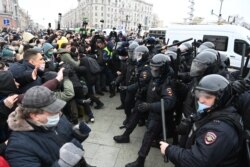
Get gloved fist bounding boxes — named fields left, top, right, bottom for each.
left=137, top=102, right=151, bottom=112
left=82, top=98, right=91, bottom=104
left=110, top=81, right=117, bottom=87
left=119, top=86, right=127, bottom=91
left=58, top=142, right=84, bottom=167
left=231, top=80, right=248, bottom=95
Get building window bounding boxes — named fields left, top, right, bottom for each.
left=101, top=13, right=104, bottom=16
left=101, top=6, right=103, bottom=10
left=95, top=6, right=98, bottom=10
left=95, top=12, right=98, bottom=16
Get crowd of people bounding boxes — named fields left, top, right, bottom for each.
left=0, top=26, right=249, bottom=167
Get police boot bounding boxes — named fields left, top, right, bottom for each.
left=116, top=104, right=124, bottom=110
left=125, top=156, right=145, bottom=167
left=79, top=157, right=96, bottom=167
left=113, top=134, right=130, bottom=143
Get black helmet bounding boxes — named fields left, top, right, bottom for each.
left=167, top=46, right=177, bottom=53
left=203, top=48, right=230, bottom=68
left=128, top=42, right=139, bottom=61
left=195, top=74, right=230, bottom=110
left=197, top=41, right=215, bottom=53
left=165, top=50, right=177, bottom=60
left=178, top=42, right=192, bottom=53
left=190, top=50, right=219, bottom=77
left=219, top=53, right=230, bottom=67
left=134, top=45, right=149, bottom=62
left=150, top=53, right=170, bottom=77
left=117, top=47, right=127, bottom=57
left=145, top=37, right=156, bottom=45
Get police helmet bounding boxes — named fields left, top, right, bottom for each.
left=128, top=42, right=139, bottom=61
left=145, top=37, right=156, bottom=45
left=219, top=53, right=230, bottom=67
left=190, top=50, right=219, bottom=77
left=167, top=46, right=178, bottom=53
left=203, top=48, right=230, bottom=68
left=117, top=47, right=128, bottom=57
left=195, top=74, right=230, bottom=110
left=150, top=53, right=170, bottom=77
left=134, top=45, right=149, bottom=62
left=197, top=41, right=215, bottom=54
left=165, top=50, right=177, bottom=60
left=178, top=42, right=192, bottom=53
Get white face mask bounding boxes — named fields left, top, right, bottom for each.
left=39, top=63, right=45, bottom=71
left=45, top=113, right=60, bottom=127
left=119, top=56, right=128, bottom=60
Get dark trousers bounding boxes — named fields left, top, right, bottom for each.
left=119, top=89, right=126, bottom=107
left=138, top=119, right=162, bottom=158
left=124, top=109, right=141, bottom=136
left=124, top=90, right=136, bottom=118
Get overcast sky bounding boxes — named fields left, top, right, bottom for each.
left=19, top=0, right=250, bottom=28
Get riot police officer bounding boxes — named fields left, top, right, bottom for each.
left=115, top=53, right=177, bottom=167
left=160, top=74, right=243, bottom=167
left=120, top=45, right=151, bottom=126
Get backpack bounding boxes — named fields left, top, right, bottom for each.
left=86, top=57, right=101, bottom=74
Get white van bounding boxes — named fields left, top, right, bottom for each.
left=165, top=24, right=250, bottom=69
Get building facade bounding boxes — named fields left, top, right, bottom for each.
left=62, top=0, right=153, bottom=31
left=0, top=0, right=32, bottom=30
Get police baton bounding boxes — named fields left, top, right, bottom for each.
left=161, top=98, right=169, bottom=162
left=239, top=43, right=246, bottom=79
left=161, top=38, right=193, bottom=50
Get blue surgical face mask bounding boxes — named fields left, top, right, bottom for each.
left=197, top=101, right=211, bottom=114
left=45, top=113, right=60, bottom=127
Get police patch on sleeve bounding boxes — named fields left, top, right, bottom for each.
left=166, top=88, right=173, bottom=96
left=204, top=132, right=217, bottom=145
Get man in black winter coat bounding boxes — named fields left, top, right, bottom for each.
left=9, top=49, right=45, bottom=93
left=5, top=86, right=93, bottom=167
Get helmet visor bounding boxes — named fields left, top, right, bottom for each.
left=150, top=66, right=160, bottom=78
left=194, top=90, right=216, bottom=99
left=190, top=60, right=208, bottom=77
left=178, top=44, right=188, bottom=52
left=134, top=51, right=143, bottom=62
left=128, top=50, right=136, bottom=61
left=197, top=45, right=208, bottom=54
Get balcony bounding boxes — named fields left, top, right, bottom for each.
left=0, top=10, right=13, bottom=16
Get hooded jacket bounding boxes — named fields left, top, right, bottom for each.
left=57, top=49, right=80, bottom=67
left=5, top=107, right=76, bottom=167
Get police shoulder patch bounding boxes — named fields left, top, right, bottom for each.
left=166, top=88, right=173, bottom=96
left=204, top=132, right=217, bottom=145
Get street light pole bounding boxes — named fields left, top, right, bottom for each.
left=125, top=15, right=129, bottom=31
left=218, top=0, right=224, bottom=23
left=14, top=4, right=18, bottom=29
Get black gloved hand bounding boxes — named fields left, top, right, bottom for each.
left=176, top=118, right=192, bottom=135
left=231, top=80, right=247, bottom=95
left=58, top=141, right=84, bottom=167
left=119, top=86, right=127, bottom=91
left=110, top=81, right=117, bottom=87
left=137, top=102, right=151, bottom=112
